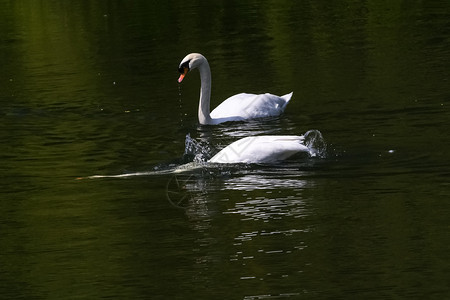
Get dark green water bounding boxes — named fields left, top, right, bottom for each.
left=1, top=1, right=450, bottom=299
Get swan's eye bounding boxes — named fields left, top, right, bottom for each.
left=178, top=61, right=190, bottom=73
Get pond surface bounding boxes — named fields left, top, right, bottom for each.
left=1, top=1, right=450, bottom=299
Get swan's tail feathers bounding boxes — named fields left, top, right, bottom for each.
left=280, top=92, right=293, bottom=110
left=281, top=92, right=293, bottom=102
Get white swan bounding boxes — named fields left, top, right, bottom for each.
left=208, top=135, right=309, bottom=164
left=178, top=53, right=293, bottom=125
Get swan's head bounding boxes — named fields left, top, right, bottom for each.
left=178, top=53, right=207, bottom=83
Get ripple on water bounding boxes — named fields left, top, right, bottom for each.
left=224, top=193, right=312, bottom=221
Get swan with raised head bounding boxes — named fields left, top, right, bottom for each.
left=208, top=135, right=309, bottom=164
left=178, top=53, right=293, bottom=125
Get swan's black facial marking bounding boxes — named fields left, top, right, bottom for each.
left=178, top=60, right=190, bottom=73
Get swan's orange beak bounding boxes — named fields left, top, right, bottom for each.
left=178, top=68, right=188, bottom=83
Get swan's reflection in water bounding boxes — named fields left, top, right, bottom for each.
left=220, top=174, right=310, bottom=191
left=180, top=169, right=314, bottom=224
left=170, top=165, right=316, bottom=295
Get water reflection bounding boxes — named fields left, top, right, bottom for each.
left=171, top=166, right=317, bottom=298
left=224, top=191, right=311, bottom=221
left=174, top=163, right=317, bottom=222
left=220, top=174, right=309, bottom=191
left=166, top=162, right=318, bottom=197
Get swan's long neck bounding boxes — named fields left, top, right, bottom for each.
left=197, top=59, right=213, bottom=125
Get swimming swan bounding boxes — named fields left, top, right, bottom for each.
left=208, top=135, right=309, bottom=163
left=178, top=53, right=293, bottom=125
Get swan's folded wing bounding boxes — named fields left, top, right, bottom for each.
left=210, top=93, right=290, bottom=120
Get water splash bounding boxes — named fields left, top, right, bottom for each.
left=304, top=130, right=327, bottom=158
left=184, top=133, right=213, bottom=163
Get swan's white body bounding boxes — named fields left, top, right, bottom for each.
left=178, top=53, right=293, bottom=125
left=208, top=135, right=309, bottom=164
